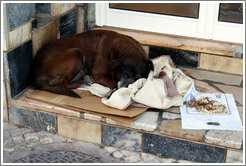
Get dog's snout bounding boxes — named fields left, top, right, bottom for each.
left=118, top=78, right=135, bottom=88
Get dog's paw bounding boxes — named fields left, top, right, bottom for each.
left=84, top=75, right=94, bottom=86
left=48, top=75, right=65, bottom=85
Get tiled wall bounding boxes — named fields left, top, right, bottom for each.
left=3, top=3, right=85, bottom=107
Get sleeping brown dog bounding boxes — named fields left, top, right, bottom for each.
left=32, top=30, right=153, bottom=98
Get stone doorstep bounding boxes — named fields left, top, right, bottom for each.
left=15, top=88, right=243, bottom=151
left=9, top=102, right=243, bottom=163
left=15, top=90, right=243, bottom=149
left=180, top=67, right=243, bottom=86
left=11, top=72, right=243, bottom=162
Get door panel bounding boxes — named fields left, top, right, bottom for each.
left=96, top=3, right=244, bottom=43
left=110, top=3, right=199, bottom=18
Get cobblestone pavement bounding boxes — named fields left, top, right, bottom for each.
left=3, top=123, right=194, bottom=163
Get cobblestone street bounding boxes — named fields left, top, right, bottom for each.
left=3, top=122, right=195, bottom=163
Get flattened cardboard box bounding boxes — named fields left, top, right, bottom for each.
left=23, top=89, right=147, bottom=122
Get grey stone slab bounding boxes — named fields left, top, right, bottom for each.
left=24, top=133, right=40, bottom=144
left=40, top=137, right=54, bottom=144
left=181, top=67, right=243, bottom=86
left=9, top=22, right=32, bottom=49
left=131, top=111, right=159, bottom=131
left=143, top=133, right=225, bottom=163
left=159, top=157, right=176, bottom=163
left=226, top=150, right=243, bottom=163
left=9, top=129, right=22, bottom=137
left=162, top=112, right=181, bottom=120
left=36, top=3, right=51, bottom=14
left=3, top=4, right=9, bottom=51
left=104, top=146, right=119, bottom=154
left=36, top=16, right=54, bottom=28
left=142, top=153, right=161, bottom=163
left=3, top=139, right=15, bottom=149
left=112, top=151, right=124, bottom=159
left=7, top=40, right=33, bottom=98
left=13, top=135, right=25, bottom=144
left=237, top=107, right=243, bottom=123
left=3, top=147, right=15, bottom=155
left=235, top=45, right=243, bottom=58
left=60, top=8, right=77, bottom=38
left=214, top=83, right=243, bottom=106
left=102, top=125, right=142, bottom=152
left=123, top=152, right=141, bottom=163
left=205, top=130, right=243, bottom=149
left=7, top=3, right=36, bottom=29
left=3, top=130, right=11, bottom=139
left=9, top=107, right=57, bottom=134
left=84, top=3, right=96, bottom=30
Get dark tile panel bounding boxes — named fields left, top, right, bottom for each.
left=32, top=18, right=37, bottom=29
left=9, top=107, right=57, bottom=134
left=60, top=8, right=77, bottom=38
left=7, top=3, right=36, bottom=29
left=143, top=133, right=225, bottom=163
left=149, top=46, right=198, bottom=67
left=36, top=3, right=51, bottom=14
left=7, top=40, right=33, bottom=98
left=102, top=125, right=142, bottom=152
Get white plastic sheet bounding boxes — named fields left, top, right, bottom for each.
left=180, top=83, right=243, bottom=131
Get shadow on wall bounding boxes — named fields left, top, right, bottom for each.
left=149, top=46, right=198, bottom=67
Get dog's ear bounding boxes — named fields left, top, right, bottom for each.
left=110, top=59, right=122, bottom=71
left=144, top=59, right=154, bottom=71
left=110, top=59, right=123, bottom=81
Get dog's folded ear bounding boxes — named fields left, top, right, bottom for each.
left=110, top=59, right=122, bottom=70
left=144, top=59, right=154, bottom=71
left=110, top=59, right=123, bottom=81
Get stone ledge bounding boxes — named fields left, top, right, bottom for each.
left=95, top=26, right=242, bottom=57
left=14, top=87, right=243, bottom=151
left=7, top=105, right=242, bottom=163
left=9, top=66, right=243, bottom=162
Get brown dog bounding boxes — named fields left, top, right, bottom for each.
left=32, top=30, right=154, bottom=98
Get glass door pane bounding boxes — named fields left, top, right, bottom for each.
left=110, top=3, right=199, bottom=18
left=218, top=3, right=243, bottom=24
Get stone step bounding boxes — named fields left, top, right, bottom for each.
left=96, top=26, right=243, bottom=57
left=10, top=72, right=243, bottom=163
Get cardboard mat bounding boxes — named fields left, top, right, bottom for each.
left=23, top=89, right=147, bottom=122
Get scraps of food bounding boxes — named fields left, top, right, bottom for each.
left=184, top=96, right=228, bottom=114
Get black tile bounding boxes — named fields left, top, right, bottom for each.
left=31, top=18, right=37, bottom=29
left=9, top=107, right=57, bottom=134
left=7, top=40, right=33, bottom=98
left=7, top=3, right=36, bottom=29
left=102, top=125, right=142, bottom=152
left=36, top=3, right=51, bottom=14
left=60, top=8, right=77, bottom=38
left=143, top=133, right=225, bottom=163
left=149, top=46, right=198, bottom=67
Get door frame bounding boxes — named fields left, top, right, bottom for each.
left=95, top=2, right=244, bottom=43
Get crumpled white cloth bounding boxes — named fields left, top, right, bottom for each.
left=78, top=55, right=193, bottom=110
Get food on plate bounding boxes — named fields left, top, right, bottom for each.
left=184, top=96, right=228, bottom=114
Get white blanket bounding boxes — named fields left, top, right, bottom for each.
left=78, top=55, right=193, bottom=110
